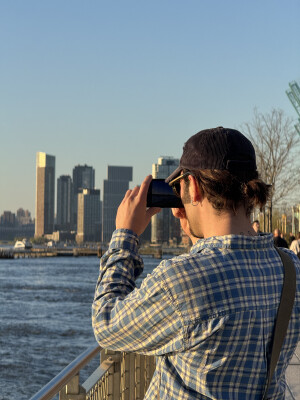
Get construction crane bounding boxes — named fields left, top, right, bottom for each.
left=286, top=81, right=300, bottom=135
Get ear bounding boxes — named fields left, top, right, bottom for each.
left=172, top=207, right=187, bottom=219
left=188, top=175, right=202, bottom=203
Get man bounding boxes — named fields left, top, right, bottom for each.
left=252, top=219, right=261, bottom=234
left=273, top=228, right=288, bottom=249
left=92, top=127, right=300, bottom=399
left=288, top=232, right=296, bottom=247
left=290, top=233, right=300, bottom=258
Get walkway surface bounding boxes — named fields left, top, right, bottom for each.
left=286, top=341, right=300, bottom=399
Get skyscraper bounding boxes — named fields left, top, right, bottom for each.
left=35, top=152, right=55, bottom=237
left=56, top=175, right=73, bottom=231
left=151, top=156, right=181, bottom=244
left=72, top=165, right=95, bottom=229
left=76, top=189, right=101, bottom=243
left=102, top=166, right=133, bottom=242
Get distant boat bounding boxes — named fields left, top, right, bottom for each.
left=14, top=239, right=33, bottom=249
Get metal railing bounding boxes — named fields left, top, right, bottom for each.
left=30, top=344, right=101, bottom=400
left=30, top=345, right=155, bottom=400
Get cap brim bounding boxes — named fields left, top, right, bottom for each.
left=165, top=166, right=182, bottom=183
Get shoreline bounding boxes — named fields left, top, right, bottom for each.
left=0, top=245, right=188, bottom=259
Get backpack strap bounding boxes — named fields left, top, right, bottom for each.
left=262, top=247, right=296, bottom=399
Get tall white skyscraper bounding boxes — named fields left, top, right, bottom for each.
left=35, top=152, right=55, bottom=237
left=151, top=156, right=181, bottom=244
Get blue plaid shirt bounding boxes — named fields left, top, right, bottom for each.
left=92, top=229, right=300, bottom=399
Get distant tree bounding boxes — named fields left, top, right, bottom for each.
left=243, top=108, right=300, bottom=232
left=31, top=236, right=48, bottom=245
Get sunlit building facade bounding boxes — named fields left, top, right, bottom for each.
left=72, top=164, right=95, bottom=229
left=35, top=152, right=56, bottom=237
left=76, top=188, right=101, bottom=243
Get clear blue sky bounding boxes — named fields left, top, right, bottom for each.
left=1, top=0, right=299, bottom=215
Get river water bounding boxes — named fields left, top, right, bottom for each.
left=0, top=254, right=161, bottom=400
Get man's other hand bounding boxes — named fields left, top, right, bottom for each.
left=116, top=175, right=161, bottom=236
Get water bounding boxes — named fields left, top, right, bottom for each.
left=0, top=254, right=160, bottom=400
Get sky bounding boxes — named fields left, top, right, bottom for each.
left=0, top=0, right=299, bottom=216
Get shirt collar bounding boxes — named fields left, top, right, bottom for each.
left=190, top=233, right=274, bottom=254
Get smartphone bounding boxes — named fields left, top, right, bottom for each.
left=147, top=179, right=183, bottom=208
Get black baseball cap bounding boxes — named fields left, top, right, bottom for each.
left=166, top=127, right=257, bottom=183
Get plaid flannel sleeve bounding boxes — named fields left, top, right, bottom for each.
left=92, top=229, right=184, bottom=355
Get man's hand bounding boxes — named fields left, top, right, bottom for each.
left=116, top=175, right=161, bottom=236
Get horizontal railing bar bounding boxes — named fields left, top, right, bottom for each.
left=82, top=358, right=115, bottom=393
left=29, top=343, right=101, bottom=400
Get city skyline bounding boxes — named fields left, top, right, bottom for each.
left=1, top=1, right=299, bottom=214
left=0, top=158, right=181, bottom=244
left=0, top=157, right=135, bottom=216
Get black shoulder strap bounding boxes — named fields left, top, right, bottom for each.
left=262, top=247, right=296, bottom=399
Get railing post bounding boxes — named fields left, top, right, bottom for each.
left=129, top=353, right=135, bottom=398
left=101, top=349, right=121, bottom=399
left=120, top=353, right=130, bottom=400
left=140, top=355, right=146, bottom=398
left=112, top=354, right=121, bottom=400
left=59, top=373, right=86, bottom=400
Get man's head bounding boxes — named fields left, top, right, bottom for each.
left=252, top=220, right=260, bottom=233
left=167, top=127, right=270, bottom=216
left=166, top=127, right=270, bottom=240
